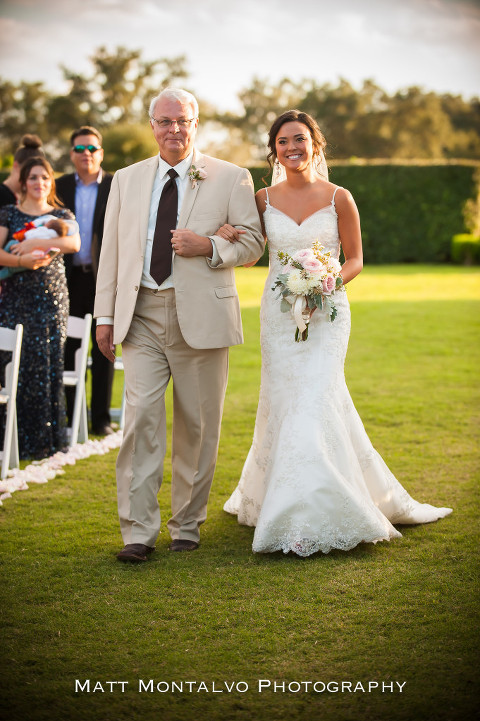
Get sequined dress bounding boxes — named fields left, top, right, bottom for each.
left=0, top=205, right=72, bottom=460
left=224, top=189, right=452, bottom=556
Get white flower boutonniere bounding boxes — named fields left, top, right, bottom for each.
left=188, top=164, right=207, bottom=189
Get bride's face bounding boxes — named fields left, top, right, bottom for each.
left=275, top=121, right=314, bottom=171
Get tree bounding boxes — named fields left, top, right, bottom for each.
left=0, top=79, right=50, bottom=154
left=217, top=76, right=305, bottom=162
left=87, top=46, right=188, bottom=124
left=102, top=124, right=159, bottom=172
left=0, top=47, right=192, bottom=170
left=1, top=53, right=480, bottom=169
left=218, top=76, right=480, bottom=162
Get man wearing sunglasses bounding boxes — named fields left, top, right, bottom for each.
left=56, top=126, right=114, bottom=437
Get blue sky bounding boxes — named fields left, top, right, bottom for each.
left=0, top=0, right=478, bottom=111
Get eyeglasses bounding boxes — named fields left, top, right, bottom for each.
left=150, top=117, right=197, bottom=129
left=72, top=145, right=102, bottom=154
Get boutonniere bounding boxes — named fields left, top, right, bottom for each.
left=188, top=164, right=207, bottom=189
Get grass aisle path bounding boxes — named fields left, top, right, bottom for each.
left=1, top=266, right=479, bottom=721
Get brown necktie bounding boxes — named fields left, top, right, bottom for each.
left=150, top=168, right=178, bottom=285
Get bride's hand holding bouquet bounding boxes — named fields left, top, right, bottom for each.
left=273, top=241, right=344, bottom=341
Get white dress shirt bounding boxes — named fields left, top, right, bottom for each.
left=73, top=169, right=103, bottom=266
left=141, top=152, right=192, bottom=290
left=97, top=151, right=219, bottom=326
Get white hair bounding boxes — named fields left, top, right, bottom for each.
left=149, top=88, right=199, bottom=119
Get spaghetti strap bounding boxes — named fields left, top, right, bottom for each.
left=331, top=186, right=342, bottom=209
left=264, top=187, right=270, bottom=207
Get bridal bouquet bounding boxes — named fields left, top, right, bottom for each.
left=272, top=241, right=344, bottom=341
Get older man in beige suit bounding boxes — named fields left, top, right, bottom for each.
left=95, top=88, right=264, bottom=562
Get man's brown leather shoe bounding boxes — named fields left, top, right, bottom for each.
left=168, top=539, right=199, bottom=552
left=116, top=544, right=155, bottom=562
left=92, top=424, right=115, bottom=436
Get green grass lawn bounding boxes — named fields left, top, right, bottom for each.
left=1, top=266, right=479, bottom=721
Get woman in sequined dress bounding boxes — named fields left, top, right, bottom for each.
left=0, top=156, right=80, bottom=459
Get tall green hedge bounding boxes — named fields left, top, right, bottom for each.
left=2, top=164, right=476, bottom=265
left=249, top=164, right=479, bottom=264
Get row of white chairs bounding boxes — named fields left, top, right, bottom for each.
left=0, top=314, right=125, bottom=479
left=0, top=324, right=23, bottom=479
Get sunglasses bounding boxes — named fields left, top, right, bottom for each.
left=72, top=144, right=101, bottom=154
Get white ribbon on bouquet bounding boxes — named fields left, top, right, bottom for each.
left=293, top=295, right=309, bottom=333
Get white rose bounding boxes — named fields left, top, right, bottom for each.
left=286, top=270, right=310, bottom=295
left=328, top=258, right=342, bottom=273
left=306, top=275, right=321, bottom=291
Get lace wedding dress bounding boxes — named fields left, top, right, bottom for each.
left=224, top=189, right=452, bottom=556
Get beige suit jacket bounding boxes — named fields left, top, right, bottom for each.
left=94, top=149, right=264, bottom=349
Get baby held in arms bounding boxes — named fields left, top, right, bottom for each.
left=0, top=215, right=78, bottom=279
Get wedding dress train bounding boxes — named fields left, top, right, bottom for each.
left=224, top=189, right=452, bottom=556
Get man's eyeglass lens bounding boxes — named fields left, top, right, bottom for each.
left=152, top=118, right=195, bottom=128
left=73, top=145, right=101, bottom=153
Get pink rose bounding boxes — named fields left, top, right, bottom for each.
left=292, top=249, right=315, bottom=263
left=322, top=274, right=336, bottom=295
left=197, top=168, right=208, bottom=180
left=303, top=258, right=323, bottom=273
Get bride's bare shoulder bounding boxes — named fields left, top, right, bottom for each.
left=259, top=182, right=287, bottom=201
left=315, top=178, right=336, bottom=191
left=332, top=185, right=355, bottom=203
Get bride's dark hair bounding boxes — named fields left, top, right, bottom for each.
left=265, top=110, right=326, bottom=183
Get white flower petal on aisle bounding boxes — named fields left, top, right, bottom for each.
left=0, top=431, right=123, bottom=504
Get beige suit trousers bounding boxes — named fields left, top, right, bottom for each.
left=116, top=287, right=229, bottom=546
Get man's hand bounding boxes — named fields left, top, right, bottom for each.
left=96, top=324, right=115, bottom=362
left=171, top=229, right=212, bottom=257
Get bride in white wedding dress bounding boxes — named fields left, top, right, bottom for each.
left=219, top=110, right=452, bottom=557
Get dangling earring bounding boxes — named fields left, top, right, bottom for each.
left=273, top=159, right=281, bottom=180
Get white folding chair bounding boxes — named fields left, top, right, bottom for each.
left=0, top=324, right=23, bottom=479
left=63, top=314, right=92, bottom=447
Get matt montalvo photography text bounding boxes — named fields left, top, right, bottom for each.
left=74, top=679, right=407, bottom=694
